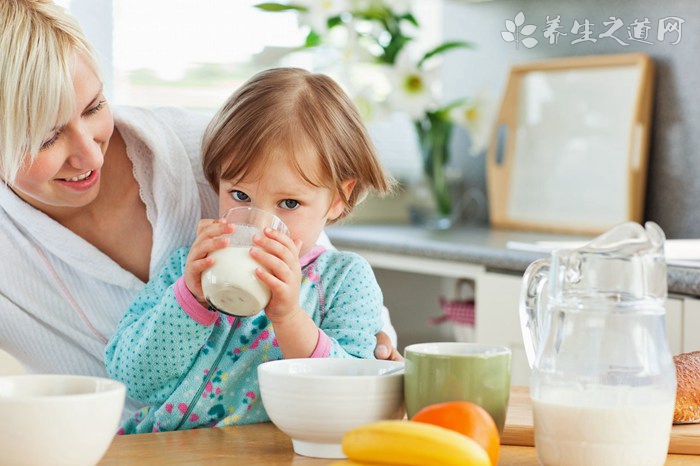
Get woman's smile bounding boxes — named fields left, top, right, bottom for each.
left=55, top=168, right=100, bottom=191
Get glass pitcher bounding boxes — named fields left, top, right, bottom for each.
left=520, top=222, right=676, bottom=466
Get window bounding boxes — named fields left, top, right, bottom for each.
left=60, top=0, right=305, bottom=112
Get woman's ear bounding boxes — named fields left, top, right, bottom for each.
left=328, top=179, right=357, bottom=221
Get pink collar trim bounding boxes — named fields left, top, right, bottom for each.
left=300, top=245, right=326, bottom=268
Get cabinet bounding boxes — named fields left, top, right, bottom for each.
left=474, top=272, right=529, bottom=386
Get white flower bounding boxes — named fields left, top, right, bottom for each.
left=336, top=23, right=375, bottom=64
left=297, top=0, right=351, bottom=34
left=384, top=47, right=439, bottom=120
left=449, top=92, right=497, bottom=155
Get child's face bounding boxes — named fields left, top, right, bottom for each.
left=218, top=149, right=350, bottom=257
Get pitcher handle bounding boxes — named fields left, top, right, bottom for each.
left=519, top=258, right=550, bottom=369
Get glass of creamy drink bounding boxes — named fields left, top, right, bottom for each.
left=201, top=207, right=289, bottom=316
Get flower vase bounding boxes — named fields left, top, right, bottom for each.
left=408, top=116, right=460, bottom=230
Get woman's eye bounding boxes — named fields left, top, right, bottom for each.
left=280, top=199, right=300, bottom=210
left=84, top=100, right=106, bottom=116
left=40, top=131, right=61, bottom=151
left=231, top=190, right=250, bottom=202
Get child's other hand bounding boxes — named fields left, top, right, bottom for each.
left=251, top=228, right=303, bottom=323
left=184, top=218, right=234, bottom=304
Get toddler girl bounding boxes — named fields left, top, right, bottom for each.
left=104, top=67, right=393, bottom=433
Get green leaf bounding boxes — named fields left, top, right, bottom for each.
left=254, top=2, right=307, bottom=12
left=327, top=15, right=343, bottom=29
left=305, top=30, right=321, bottom=47
left=417, top=41, right=474, bottom=68
left=439, top=98, right=468, bottom=114
left=355, top=5, right=391, bottom=22
left=399, top=13, right=419, bottom=27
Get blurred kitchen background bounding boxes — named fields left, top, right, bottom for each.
left=58, top=0, right=699, bottom=238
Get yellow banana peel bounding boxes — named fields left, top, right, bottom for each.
left=341, top=420, right=492, bottom=466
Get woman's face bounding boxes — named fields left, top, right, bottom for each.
left=11, top=54, right=113, bottom=215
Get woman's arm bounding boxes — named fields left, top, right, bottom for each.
left=375, top=330, right=403, bottom=361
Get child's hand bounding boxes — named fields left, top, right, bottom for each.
left=184, top=218, right=234, bottom=304
left=250, top=228, right=303, bottom=323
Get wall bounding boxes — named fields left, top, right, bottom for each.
left=64, top=0, right=114, bottom=101
left=442, top=0, right=700, bottom=238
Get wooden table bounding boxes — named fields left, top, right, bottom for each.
left=99, top=387, right=700, bottom=465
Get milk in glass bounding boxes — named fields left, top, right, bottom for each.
left=202, top=246, right=269, bottom=316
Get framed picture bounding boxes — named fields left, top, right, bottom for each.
left=486, top=53, right=654, bottom=235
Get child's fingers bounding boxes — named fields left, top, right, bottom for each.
left=189, top=256, right=215, bottom=275
left=250, top=247, right=298, bottom=286
left=254, top=266, right=286, bottom=294
left=195, top=219, right=235, bottom=239
left=249, top=247, right=284, bottom=273
left=190, top=235, right=230, bottom=260
left=252, top=231, right=298, bottom=265
left=184, top=256, right=216, bottom=300
left=265, top=228, right=299, bottom=252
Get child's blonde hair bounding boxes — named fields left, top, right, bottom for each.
left=202, top=67, right=393, bottom=223
left=0, top=0, right=101, bottom=184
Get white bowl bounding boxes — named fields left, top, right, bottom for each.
left=0, top=375, right=125, bottom=466
left=258, top=358, right=405, bottom=459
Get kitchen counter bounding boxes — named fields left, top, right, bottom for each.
left=326, top=224, right=700, bottom=297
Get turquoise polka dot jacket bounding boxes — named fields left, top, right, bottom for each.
left=104, top=246, right=383, bottom=434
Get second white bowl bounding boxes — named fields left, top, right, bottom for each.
left=258, top=358, right=405, bottom=459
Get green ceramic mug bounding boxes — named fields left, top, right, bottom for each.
left=404, top=342, right=511, bottom=433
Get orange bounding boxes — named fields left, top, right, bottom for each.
left=411, top=401, right=500, bottom=466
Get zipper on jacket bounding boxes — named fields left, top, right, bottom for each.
left=175, top=317, right=239, bottom=430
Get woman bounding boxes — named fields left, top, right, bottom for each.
left=0, top=0, right=399, bottom=420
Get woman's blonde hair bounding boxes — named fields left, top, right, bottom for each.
left=202, top=67, right=393, bottom=223
left=0, top=0, right=101, bottom=184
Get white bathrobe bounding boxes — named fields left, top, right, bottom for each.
left=0, top=106, right=217, bottom=419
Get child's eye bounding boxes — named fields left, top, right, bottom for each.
left=280, top=199, right=300, bottom=210
left=230, top=190, right=250, bottom=202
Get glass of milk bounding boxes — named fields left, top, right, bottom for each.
left=201, top=207, right=289, bottom=316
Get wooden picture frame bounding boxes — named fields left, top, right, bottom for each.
left=486, top=53, right=655, bottom=235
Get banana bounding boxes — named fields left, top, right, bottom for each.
left=341, top=420, right=492, bottom=466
